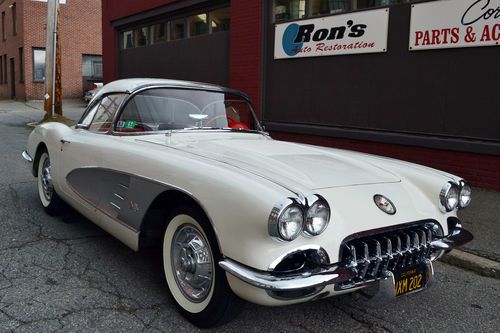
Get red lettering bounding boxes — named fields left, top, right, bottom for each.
left=422, top=31, right=431, bottom=45
left=316, top=43, right=325, bottom=51
left=451, top=28, right=460, bottom=44
left=431, top=29, right=441, bottom=44
left=415, top=31, right=423, bottom=46
left=481, top=25, right=491, bottom=41
left=441, top=28, right=451, bottom=44
left=493, top=24, right=500, bottom=41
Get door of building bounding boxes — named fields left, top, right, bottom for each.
left=10, top=58, right=15, bottom=99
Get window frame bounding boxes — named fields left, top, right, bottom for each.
left=18, top=47, right=23, bottom=83
left=272, top=0, right=409, bottom=23
left=32, top=48, right=46, bottom=82
left=11, top=3, right=16, bottom=36
left=1, top=12, right=5, bottom=41
left=77, top=93, right=127, bottom=133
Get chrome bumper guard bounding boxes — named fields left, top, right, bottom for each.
left=22, top=150, right=33, bottom=163
left=430, top=227, right=473, bottom=251
left=219, top=258, right=356, bottom=292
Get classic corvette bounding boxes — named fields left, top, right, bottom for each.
left=23, top=79, right=473, bottom=327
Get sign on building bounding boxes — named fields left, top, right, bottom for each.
left=409, top=0, right=500, bottom=51
left=274, top=8, right=389, bottom=59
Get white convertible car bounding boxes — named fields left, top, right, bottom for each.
left=23, top=79, right=473, bottom=327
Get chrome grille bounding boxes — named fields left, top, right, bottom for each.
left=338, top=224, right=434, bottom=289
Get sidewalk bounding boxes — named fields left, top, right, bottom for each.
left=0, top=99, right=87, bottom=124
left=0, top=98, right=498, bottom=278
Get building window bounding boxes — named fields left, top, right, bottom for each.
left=82, top=54, right=102, bottom=79
left=310, top=0, right=351, bottom=16
left=0, top=57, right=3, bottom=84
left=150, top=22, right=168, bottom=44
left=170, top=18, right=186, bottom=41
left=3, top=54, right=6, bottom=83
left=119, top=6, right=231, bottom=49
left=210, top=7, right=230, bottom=33
left=188, top=13, right=208, bottom=37
left=273, top=0, right=405, bottom=22
left=18, top=47, right=23, bottom=82
left=2, top=12, right=5, bottom=41
left=122, top=30, right=134, bottom=49
left=274, top=0, right=306, bottom=21
left=32, top=48, right=45, bottom=82
left=11, top=3, right=16, bottom=35
left=135, top=27, right=149, bottom=47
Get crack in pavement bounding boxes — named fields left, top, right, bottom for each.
left=329, top=300, right=395, bottom=333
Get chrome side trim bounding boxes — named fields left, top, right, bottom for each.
left=109, top=202, right=121, bottom=210
left=22, top=150, right=33, bottom=163
left=113, top=192, right=125, bottom=201
left=219, top=258, right=355, bottom=292
left=430, top=227, right=473, bottom=250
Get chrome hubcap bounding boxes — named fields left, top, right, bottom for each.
left=41, top=158, right=53, bottom=201
left=171, top=225, right=213, bottom=302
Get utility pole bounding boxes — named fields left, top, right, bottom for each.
left=43, top=0, right=62, bottom=119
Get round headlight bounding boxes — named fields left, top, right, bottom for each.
left=459, top=181, right=472, bottom=208
left=439, top=182, right=459, bottom=212
left=305, top=200, right=330, bottom=236
left=278, top=205, right=304, bottom=241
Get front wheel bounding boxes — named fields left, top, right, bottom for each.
left=162, top=205, right=240, bottom=328
left=37, top=149, right=64, bottom=215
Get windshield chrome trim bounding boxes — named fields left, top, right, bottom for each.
left=110, top=85, right=264, bottom=136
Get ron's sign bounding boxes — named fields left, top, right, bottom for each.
left=274, top=9, right=389, bottom=59
left=409, top=0, right=500, bottom=51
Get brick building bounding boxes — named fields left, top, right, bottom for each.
left=0, top=0, right=102, bottom=100
left=102, top=0, right=500, bottom=191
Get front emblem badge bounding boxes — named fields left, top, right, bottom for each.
left=373, top=195, right=396, bottom=215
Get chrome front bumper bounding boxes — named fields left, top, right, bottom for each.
left=22, top=150, right=33, bottom=163
left=219, top=258, right=356, bottom=292
left=430, top=227, right=473, bottom=251
left=219, top=226, right=472, bottom=297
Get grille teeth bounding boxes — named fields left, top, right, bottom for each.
left=340, top=224, right=434, bottom=289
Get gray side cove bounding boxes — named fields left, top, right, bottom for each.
left=66, top=168, right=171, bottom=231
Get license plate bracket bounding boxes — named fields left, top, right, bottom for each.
left=394, top=262, right=428, bottom=296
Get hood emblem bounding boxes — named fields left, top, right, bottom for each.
left=374, top=195, right=396, bottom=215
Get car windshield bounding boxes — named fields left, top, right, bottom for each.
left=115, top=88, right=263, bottom=133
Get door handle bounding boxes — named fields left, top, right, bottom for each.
left=60, top=139, right=71, bottom=144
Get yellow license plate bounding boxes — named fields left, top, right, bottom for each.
left=394, top=263, right=427, bottom=296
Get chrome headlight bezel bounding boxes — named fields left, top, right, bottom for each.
left=439, top=181, right=460, bottom=212
left=304, top=195, right=330, bottom=236
left=269, top=195, right=331, bottom=242
left=458, top=180, right=472, bottom=208
left=268, top=198, right=304, bottom=242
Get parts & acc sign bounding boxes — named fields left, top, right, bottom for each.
left=410, top=0, right=500, bottom=50
left=274, top=9, right=389, bottom=59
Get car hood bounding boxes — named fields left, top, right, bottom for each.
left=138, top=134, right=401, bottom=191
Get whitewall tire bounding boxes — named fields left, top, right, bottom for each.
left=162, top=205, right=240, bottom=328
left=37, top=149, right=64, bottom=215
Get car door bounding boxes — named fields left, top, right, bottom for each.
left=57, top=94, right=127, bottom=209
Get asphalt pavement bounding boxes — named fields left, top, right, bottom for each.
left=0, top=99, right=498, bottom=332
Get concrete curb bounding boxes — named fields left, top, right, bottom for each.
left=441, top=250, right=500, bottom=280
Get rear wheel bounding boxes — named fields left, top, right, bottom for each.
left=37, top=149, right=64, bottom=215
left=162, top=205, right=240, bottom=328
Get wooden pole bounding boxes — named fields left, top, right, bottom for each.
left=54, top=5, right=62, bottom=116
left=43, top=0, right=59, bottom=119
